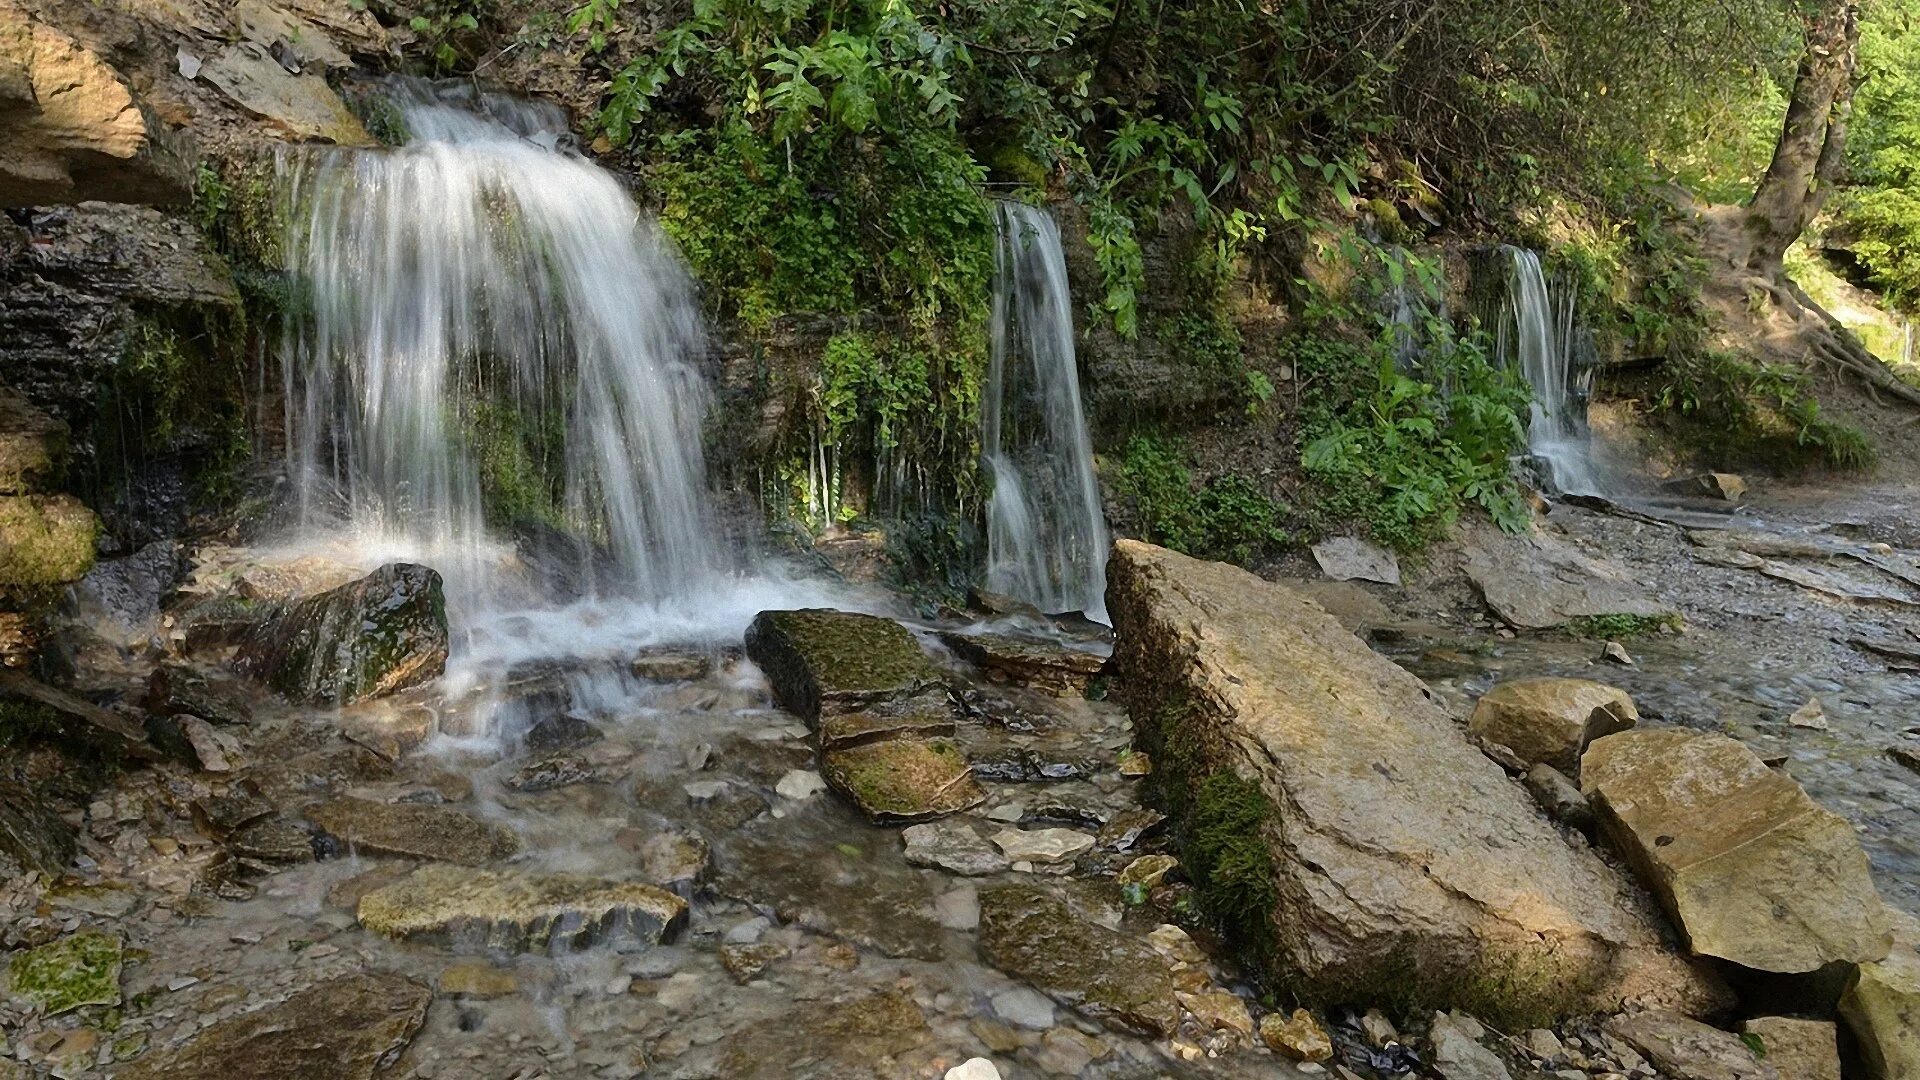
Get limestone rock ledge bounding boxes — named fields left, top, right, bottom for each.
left=1106, top=539, right=1726, bottom=1024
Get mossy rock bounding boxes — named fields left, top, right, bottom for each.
left=977, top=885, right=1179, bottom=1037
left=744, top=608, right=944, bottom=722
left=0, top=494, right=97, bottom=596
left=820, top=737, right=984, bottom=824
left=7, top=930, right=121, bottom=1015
left=0, top=387, right=67, bottom=494
left=306, top=797, right=520, bottom=866
left=356, top=864, right=687, bottom=953
left=238, top=563, right=449, bottom=705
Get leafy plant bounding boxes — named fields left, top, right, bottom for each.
left=1114, top=434, right=1287, bottom=564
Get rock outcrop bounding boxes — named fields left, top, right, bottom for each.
left=239, top=563, right=450, bottom=705
left=745, top=608, right=944, bottom=721
left=118, top=972, right=430, bottom=1080
left=1601, top=1011, right=1777, bottom=1080
left=1580, top=729, right=1892, bottom=974
left=1106, top=539, right=1723, bottom=1023
left=1469, top=677, right=1638, bottom=777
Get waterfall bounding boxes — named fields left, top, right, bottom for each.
left=1496, top=247, right=1598, bottom=495
left=983, top=202, right=1110, bottom=623
left=279, top=80, right=719, bottom=603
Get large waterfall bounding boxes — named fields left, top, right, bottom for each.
left=982, top=202, right=1109, bottom=622
left=280, top=81, right=719, bottom=604
left=1497, top=247, right=1598, bottom=495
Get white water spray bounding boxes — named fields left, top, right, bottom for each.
left=1497, top=247, right=1599, bottom=495
left=982, top=202, right=1110, bottom=623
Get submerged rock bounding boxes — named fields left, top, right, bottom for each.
left=821, top=737, right=985, bottom=824
left=1601, top=1011, right=1776, bottom=1080
left=939, top=631, right=1107, bottom=696
left=1106, top=540, right=1722, bottom=1022
left=356, top=864, right=687, bottom=952
left=306, top=796, right=520, bottom=865
left=744, top=608, right=944, bottom=722
left=713, top=828, right=944, bottom=960
left=1468, top=677, right=1637, bottom=777
left=901, top=818, right=1009, bottom=876
left=715, top=989, right=930, bottom=1080
left=239, top=563, right=450, bottom=705
left=630, top=648, right=712, bottom=682
left=1581, top=729, right=1892, bottom=974
left=5, top=930, right=120, bottom=1015
left=118, top=972, right=430, bottom=1080
left=977, top=885, right=1179, bottom=1037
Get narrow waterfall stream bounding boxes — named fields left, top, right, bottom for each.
left=983, top=202, right=1110, bottom=622
left=1496, top=247, right=1599, bottom=495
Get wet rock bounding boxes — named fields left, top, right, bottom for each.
left=990, top=826, right=1093, bottom=865
left=180, top=715, right=239, bottom=771
left=1581, top=729, right=1892, bottom=974
left=117, top=972, right=430, bottom=1080
left=1430, top=1011, right=1512, bottom=1080
left=0, top=780, right=75, bottom=875
left=145, top=663, right=254, bottom=727
left=523, top=711, right=602, bottom=753
left=1311, top=535, right=1402, bottom=585
left=636, top=830, right=709, bottom=891
left=945, top=1060, right=1002, bottom=1080
left=1787, top=696, right=1830, bottom=730
left=0, top=494, right=96, bottom=595
left=357, top=864, right=687, bottom=952
left=716, top=989, right=929, bottom=1080
left=1034, top=1027, right=1110, bottom=1074
left=504, top=753, right=599, bottom=792
left=0, top=384, right=65, bottom=494
left=1260, top=1008, right=1333, bottom=1062
left=821, top=737, right=985, bottom=824
left=818, top=689, right=958, bottom=749
left=630, top=648, right=711, bottom=682
left=5, top=930, right=120, bottom=1015
left=174, top=594, right=269, bottom=653
left=1095, top=807, right=1164, bottom=851
left=0, top=669, right=160, bottom=760
left=47, top=882, right=135, bottom=917
left=744, top=608, right=944, bottom=722
left=939, top=631, right=1108, bottom=696
left=775, top=768, right=828, bottom=800
left=1840, top=935, right=1920, bottom=1080
left=1665, top=472, right=1748, bottom=502
left=1460, top=526, right=1675, bottom=630
left=1602, top=639, right=1635, bottom=665
left=199, top=42, right=374, bottom=144
left=306, top=796, right=521, bottom=865
left=1117, top=853, right=1178, bottom=889
left=437, top=961, right=517, bottom=1000
left=977, top=884, right=1179, bottom=1037
left=718, top=941, right=788, bottom=984
left=713, top=830, right=943, bottom=960
left=1738, top=1017, right=1839, bottom=1080
left=239, top=563, right=450, bottom=705
left=1601, top=1011, right=1776, bottom=1080
left=1468, top=678, right=1637, bottom=777
left=1107, top=540, right=1720, bottom=1020
left=1888, top=744, right=1920, bottom=776
left=1524, top=763, right=1594, bottom=831
left=992, top=985, right=1056, bottom=1029
left=226, top=817, right=316, bottom=863
left=902, top=818, right=1009, bottom=876
left=191, top=790, right=275, bottom=836
left=231, top=555, right=364, bottom=603
left=72, top=539, right=185, bottom=641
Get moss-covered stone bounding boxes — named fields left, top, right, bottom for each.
left=938, top=630, right=1108, bottom=696
left=0, top=386, right=67, bottom=494
left=7, top=930, right=122, bottom=1016
left=0, top=494, right=98, bottom=594
left=817, top=689, right=957, bottom=749
left=977, top=885, right=1179, bottom=1037
left=820, top=737, right=984, bottom=824
left=357, top=864, right=688, bottom=952
left=306, top=796, right=520, bottom=865
left=744, top=608, right=943, bottom=722
left=117, top=972, right=429, bottom=1080
left=238, top=563, right=449, bottom=705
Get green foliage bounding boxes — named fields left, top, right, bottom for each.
left=1651, top=349, right=1875, bottom=471
left=464, top=399, right=565, bottom=530
left=1838, top=1, right=1920, bottom=313
left=406, top=0, right=483, bottom=73
left=1184, top=771, right=1279, bottom=941
left=1114, top=435, right=1287, bottom=564
left=1566, top=613, right=1679, bottom=640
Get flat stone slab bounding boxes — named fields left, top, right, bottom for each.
left=821, top=737, right=985, bottom=824
left=977, top=885, right=1178, bottom=1037
left=1581, top=729, right=1892, bottom=974
left=1107, top=539, right=1723, bottom=1022
left=1601, top=1011, right=1777, bottom=1080
left=6, top=930, right=120, bottom=1015
left=357, top=864, right=687, bottom=952
left=745, top=608, right=944, bottom=721
left=818, top=690, right=958, bottom=750
left=1462, top=526, right=1674, bottom=630
left=307, top=796, right=521, bottom=865
left=1311, top=535, right=1402, bottom=585
left=1468, top=677, right=1637, bottom=777
left=902, top=819, right=1009, bottom=876
left=939, top=631, right=1108, bottom=696
left=118, top=972, right=429, bottom=1080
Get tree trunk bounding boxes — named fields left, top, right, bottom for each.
left=1746, top=0, right=1859, bottom=273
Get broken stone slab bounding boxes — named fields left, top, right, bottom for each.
left=977, top=885, right=1179, bottom=1037
left=238, top=563, right=449, bottom=706
left=358, top=864, right=686, bottom=953
left=630, top=648, right=712, bottom=682
left=1107, top=540, right=1723, bottom=1023
left=1310, top=535, right=1403, bottom=585
left=818, top=689, right=958, bottom=749
left=1840, top=930, right=1920, bottom=1080
left=820, top=737, right=985, bottom=824
left=1581, top=729, right=1892, bottom=975
left=146, top=664, right=255, bottom=726
left=306, top=796, right=521, bottom=865
left=5, top=929, right=120, bottom=1015
left=989, top=826, right=1094, bottom=865
left=1601, top=1011, right=1777, bottom=1080
left=744, top=608, right=944, bottom=722
left=1461, top=526, right=1675, bottom=630
left=199, top=42, right=374, bottom=144
left=1695, top=547, right=1920, bottom=607
left=901, top=818, right=1010, bottom=876
left=0, top=493, right=97, bottom=593
left=0, top=669, right=160, bottom=761
left=938, top=631, right=1108, bottom=696
left=180, top=715, right=239, bottom=771
left=1468, top=677, right=1637, bottom=777
left=1738, top=1017, right=1839, bottom=1080
left=117, top=972, right=430, bottom=1080
left=1664, top=472, right=1748, bottom=502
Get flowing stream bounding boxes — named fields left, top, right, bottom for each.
left=983, top=202, right=1110, bottom=622
left=1497, top=246, right=1599, bottom=495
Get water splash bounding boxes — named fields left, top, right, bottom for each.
left=982, top=202, right=1109, bottom=623
left=280, top=79, right=719, bottom=605
left=1496, top=247, right=1599, bottom=495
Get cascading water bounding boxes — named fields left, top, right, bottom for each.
left=1496, top=246, right=1599, bottom=495
left=280, top=80, right=719, bottom=605
left=982, top=202, right=1110, bottom=623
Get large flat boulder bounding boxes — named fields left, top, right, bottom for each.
left=239, top=563, right=449, bottom=705
left=1106, top=539, right=1723, bottom=1024
left=744, top=608, right=944, bottom=722
left=1461, top=526, right=1674, bottom=630
left=356, top=864, right=687, bottom=952
left=118, top=972, right=430, bottom=1080
left=306, top=796, right=519, bottom=865
left=1580, top=729, right=1892, bottom=974
left=1469, top=678, right=1637, bottom=777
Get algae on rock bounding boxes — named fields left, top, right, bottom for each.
left=6, top=930, right=121, bottom=1016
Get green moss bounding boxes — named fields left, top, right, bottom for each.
left=0, top=495, right=97, bottom=591
left=1643, top=349, right=1876, bottom=472
left=832, top=738, right=967, bottom=815
left=1566, top=613, right=1679, bottom=639
left=1113, top=434, right=1287, bottom=565
left=0, top=697, right=64, bottom=749
left=749, top=609, right=941, bottom=699
left=7, top=930, right=122, bottom=1016
left=464, top=398, right=565, bottom=530
left=1185, top=772, right=1279, bottom=941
